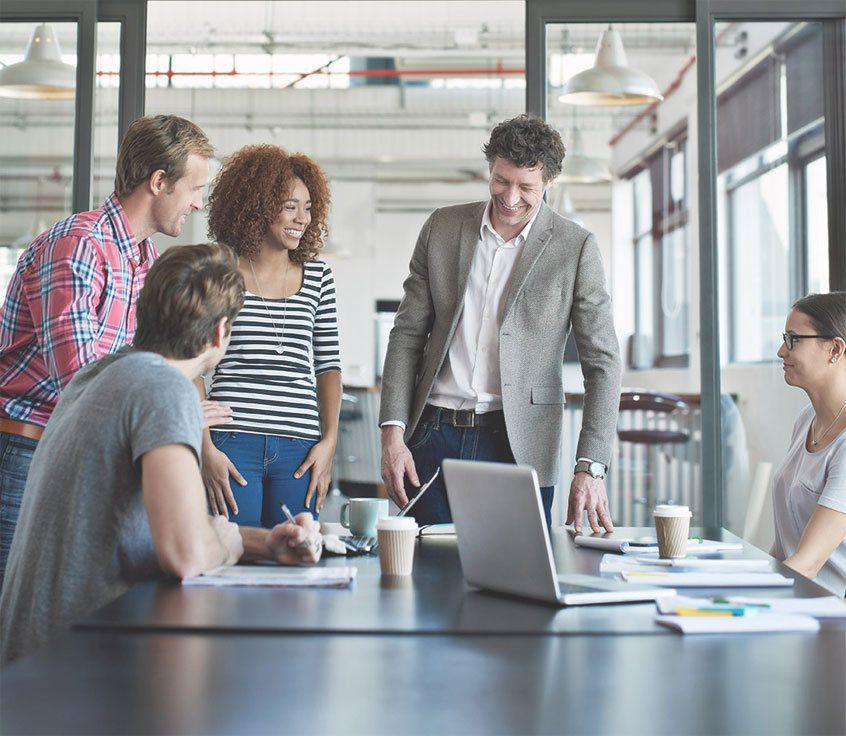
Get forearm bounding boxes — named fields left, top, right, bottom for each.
left=239, top=526, right=272, bottom=562
left=783, top=505, right=846, bottom=579
left=193, top=377, right=215, bottom=451
left=316, top=370, right=342, bottom=443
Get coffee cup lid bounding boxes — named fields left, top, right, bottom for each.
left=377, top=517, right=418, bottom=531
left=653, top=504, right=691, bottom=518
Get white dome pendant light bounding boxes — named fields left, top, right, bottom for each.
left=559, top=27, right=663, bottom=106
left=0, top=23, right=76, bottom=100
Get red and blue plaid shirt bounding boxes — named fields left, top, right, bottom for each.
left=0, top=193, right=158, bottom=427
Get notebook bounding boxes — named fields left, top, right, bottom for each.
left=655, top=613, right=820, bottom=634
left=621, top=571, right=794, bottom=587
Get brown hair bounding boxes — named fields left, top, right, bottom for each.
left=206, top=144, right=330, bottom=263
left=134, top=243, right=245, bottom=359
left=793, top=292, right=846, bottom=341
left=115, top=115, right=214, bottom=198
left=483, top=114, right=566, bottom=183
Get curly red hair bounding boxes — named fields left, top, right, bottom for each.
left=207, top=144, right=330, bottom=263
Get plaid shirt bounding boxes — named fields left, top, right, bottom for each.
left=0, top=193, right=158, bottom=427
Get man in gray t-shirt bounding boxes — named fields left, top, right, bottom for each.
left=0, top=244, right=322, bottom=665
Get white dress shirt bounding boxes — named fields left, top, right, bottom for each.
left=426, top=201, right=538, bottom=413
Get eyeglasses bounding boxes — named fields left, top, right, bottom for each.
left=782, top=332, right=837, bottom=351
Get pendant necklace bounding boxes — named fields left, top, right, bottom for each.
left=249, top=257, right=290, bottom=356
left=811, top=397, right=846, bottom=446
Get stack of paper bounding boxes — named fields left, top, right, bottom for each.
left=183, top=565, right=357, bottom=588
left=655, top=614, right=819, bottom=634
left=600, top=554, right=772, bottom=575
left=621, top=570, right=794, bottom=587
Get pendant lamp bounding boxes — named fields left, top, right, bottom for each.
left=0, top=24, right=76, bottom=100
left=558, top=28, right=663, bottom=106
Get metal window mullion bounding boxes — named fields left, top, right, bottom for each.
left=696, top=1, right=723, bottom=532
left=72, top=3, right=97, bottom=214
left=823, top=19, right=846, bottom=291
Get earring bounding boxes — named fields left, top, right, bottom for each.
left=832, top=357, right=839, bottom=364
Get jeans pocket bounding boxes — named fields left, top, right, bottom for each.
left=210, top=430, right=235, bottom=450
left=291, top=437, right=318, bottom=450
left=407, top=421, right=434, bottom=450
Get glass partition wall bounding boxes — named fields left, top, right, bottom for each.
left=545, top=21, right=699, bottom=526
left=529, top=0, right=846, bottom=535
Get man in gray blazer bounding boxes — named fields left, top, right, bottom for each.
left=379, top=114, right=621, bottom=532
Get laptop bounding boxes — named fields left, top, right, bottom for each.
left=442, top=459, right=674, bottom=606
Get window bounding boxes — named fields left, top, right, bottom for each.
left=627, top=137, right=690, bottom=369
left=805, top=155, right=828, bottom=294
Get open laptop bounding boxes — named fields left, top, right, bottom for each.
left=442, top=459, right=674, bottom=606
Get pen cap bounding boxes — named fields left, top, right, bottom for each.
left=653, top=505, right=691, bottom=518
left=377, top=517, right=418, bottom=532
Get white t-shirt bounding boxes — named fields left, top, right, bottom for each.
left=772, top=404, right=846, bottom=596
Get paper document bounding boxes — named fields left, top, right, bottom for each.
left=655, top=613, right=819, bottom=634
left=600, top=554, right=772, bottom=575
left=575, top=536, right=743, bottom=555
left=183, top=565, right=357, bottom=588
left=656, top=594, right=846, bottom=618
left=418, top=523, right=455, bottom=537
left=621, top=571, right=794, bottom=587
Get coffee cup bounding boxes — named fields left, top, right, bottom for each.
left=376, top=516, right=418, bottom=575
left=653, top=504, right=692, bottom=559
left=339, top=498, right=389, bottom=538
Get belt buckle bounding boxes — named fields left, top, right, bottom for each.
left=454, top=409, right=475, bottom=428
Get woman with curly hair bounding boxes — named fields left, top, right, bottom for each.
left=199, top=144, right=342, bottom=527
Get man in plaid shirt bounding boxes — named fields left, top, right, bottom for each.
left=0, top=115, right=219, bottom=588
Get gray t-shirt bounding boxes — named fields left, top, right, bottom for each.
left=772, top=404, right=846, bottom=597
left=0, top=349, right=202, bottom=664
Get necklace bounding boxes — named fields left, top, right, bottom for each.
left=811, top=397, right=846, bottom=446
left=249, top=258, right=290, bottom=356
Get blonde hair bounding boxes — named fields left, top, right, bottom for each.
left=134, top=243, right=244, bottom=359
left=115, top=115, right=214, bottom=198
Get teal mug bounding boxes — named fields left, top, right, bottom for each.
left=340, top=498, right=389, bottom=537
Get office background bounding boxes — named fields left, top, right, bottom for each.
left=0, top=0, right=844, bottom=549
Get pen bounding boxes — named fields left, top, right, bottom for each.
left=711, top=597, right=770, bottom=608
left=398, top=467, right=441, bottom=518
left=279, top=503, right=320, bottom=551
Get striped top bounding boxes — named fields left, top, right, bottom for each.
left=208, top=260, right=341, bottom=441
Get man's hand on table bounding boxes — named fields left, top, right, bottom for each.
left=566, top=473, right=614, bottom=534
left=266, top=513, right=323, bottom=564
left=211, top=514, right=244, bottom=564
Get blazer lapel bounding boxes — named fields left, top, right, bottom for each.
left=446, top=202, right=487, bottom=333
left=502, top=201, right=554, bottom=320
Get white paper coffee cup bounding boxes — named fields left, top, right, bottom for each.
left=653, top=505, right=692, bottom=559
left=377, top=517, right=418, bottom=575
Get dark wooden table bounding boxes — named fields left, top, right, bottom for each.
left=3, top=629, right=845, bottom=735
left=4, top=528, right=844, bottom=735
left=77, top=527, right=842, bottom=636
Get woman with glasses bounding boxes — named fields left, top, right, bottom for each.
left=771, top=291, right=846, bottom=596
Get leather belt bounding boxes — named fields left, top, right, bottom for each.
left=423, top=405, right=504, bottom=429
left=0, top=417, right=44, bottom=442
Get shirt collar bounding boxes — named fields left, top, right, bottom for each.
left=480, top=200, right=540, bottom=248
left=103, top=192, right=152, bottom=263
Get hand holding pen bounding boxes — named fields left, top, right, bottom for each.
left=277, top=503, right=323, bottom=561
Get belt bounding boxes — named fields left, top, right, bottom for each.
left=423, top=405, right=504, bottom=429
left=0, top=418, right=44, bottom=442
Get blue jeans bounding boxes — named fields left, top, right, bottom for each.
left=210, top=431, right=318, bottom=528
left=406, top=407, right=554, bottom=527
left=0, top=431, right=38, bottom=591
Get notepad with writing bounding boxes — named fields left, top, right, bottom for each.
left=655, top=613, right=819, bottom=634
left=656, top=594, right=846, bottom=618
left=182, top=565, right=357, bottom=588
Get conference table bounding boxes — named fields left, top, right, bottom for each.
left=2, top=528, right=845, bottom=735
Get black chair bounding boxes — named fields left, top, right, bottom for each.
left=616, top=391, right=691, bottom=525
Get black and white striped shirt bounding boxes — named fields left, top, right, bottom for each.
left=208, top=260, right=341, bottom=441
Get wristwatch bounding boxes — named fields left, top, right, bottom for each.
left=574, top=459, right=607, bottom=479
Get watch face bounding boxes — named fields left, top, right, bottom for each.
left=589, top=462, right=605, bottom=478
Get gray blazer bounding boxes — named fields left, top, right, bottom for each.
left=379, top=200, right=622, bottom=486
